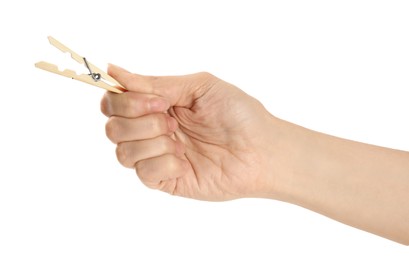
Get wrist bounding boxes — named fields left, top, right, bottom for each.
left=260, top=117, right=316, bottom=203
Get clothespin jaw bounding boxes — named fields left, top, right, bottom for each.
left=35, top=36, right=127, bottom=94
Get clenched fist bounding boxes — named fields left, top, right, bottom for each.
left=100, top=65, right=285, bottom=201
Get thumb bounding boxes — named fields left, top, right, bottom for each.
left=108, top=64, right=218, bottom=107
left=108, top=63, right=153, bottom=93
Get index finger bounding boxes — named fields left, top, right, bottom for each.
left=101, top=91, right=170, bottom=118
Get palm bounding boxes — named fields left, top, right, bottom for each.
left=169, top=83, right=269, bottom=200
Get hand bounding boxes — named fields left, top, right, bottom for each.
left=101, top=65, right=283, bottom=201
left=101, top=65, right=409, bottom=244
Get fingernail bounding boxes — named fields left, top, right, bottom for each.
left=108, top=63, right=128, bottom=73
left=107, top=63, right=117, bottom=76
left=108, top=63, right=120, bottom=68
left=150, top=97, right=170, bottom=112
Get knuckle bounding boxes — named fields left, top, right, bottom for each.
left=116, top=143, right=130, bottom=168
left=196, top=71, right=220, bottom=90
left=135, top=162, right=157, bottom=188
left=134, top=161, right=146, bottom=179
left=100, top=93, right=111, bottom=116
left=197, top=71, right=214, bottom=79
left=105, top=117, right=119, bottom=143
left=197, top=71, right=218, bottom=84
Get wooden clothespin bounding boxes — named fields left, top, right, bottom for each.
left=35, top=36, right=127, bottom=93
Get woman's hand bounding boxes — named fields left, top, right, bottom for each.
left=101, top=65, right=285, bottom=201
left=101, top=64, right=409, bottom=244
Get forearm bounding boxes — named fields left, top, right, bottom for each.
left=271, top=118, right=409, bottom=245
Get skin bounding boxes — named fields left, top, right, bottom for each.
left=101, top=64, right=409, bottom=245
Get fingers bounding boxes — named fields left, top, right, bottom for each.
left=104, top=64, right=217, bottom=192
left=116, top=135, right=185, bottom=168
left=101, top=91, right=170, bottom=118
left=105, top=113, right=179, bottom=144
left=135, top=154, right=190, bottom=189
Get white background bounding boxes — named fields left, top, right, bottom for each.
left=0, top=0, right=408, bottom=259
